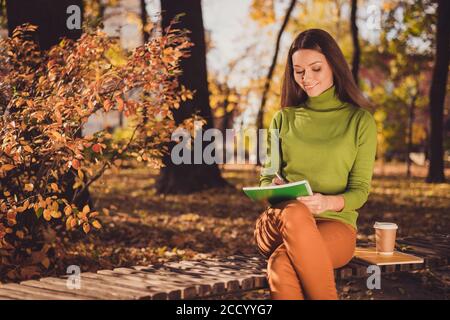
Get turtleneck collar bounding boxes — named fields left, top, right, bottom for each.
left=304, top=85, right=346, bottom=111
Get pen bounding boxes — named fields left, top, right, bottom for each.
left=275, top=172, right=287, bottom=183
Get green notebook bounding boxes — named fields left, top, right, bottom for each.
left=243, top=180, right=313, bottom=205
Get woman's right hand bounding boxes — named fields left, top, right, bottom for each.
left=272, top=176, right=286, bottom=185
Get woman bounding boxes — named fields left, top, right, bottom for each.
left=254, top=28, right=377, bottom=300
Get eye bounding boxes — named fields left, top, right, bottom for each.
left=295, top=70, right=304, bottom=75
left=312, top=68, right=321, bottom=72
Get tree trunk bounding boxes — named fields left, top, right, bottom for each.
left=140, top=0, right=149, bottom=44
left=350, top=0, right=360, bottom=85
left=256, top=0, right=296, bottom=166
left=426, top=0, right=449, bottom=183
left=157, top=0, right=228, bottom=194
left=6, top=0, right=91, bottom=208
left=6, top=0, right=83, bottom=50
left=406, top=94, right=417, bottom=178
left=98, top=0, right=105, bottom=22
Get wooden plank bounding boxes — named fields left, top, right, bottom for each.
left=0, top=288, right=38, bottom=300
left=162, top=261, right=267, bottom=291
left=0, top=285, right=58, bottom=300
left=38, top=276, right=147, bottom=300
left=33, top=277, right=131, bottom=299
left=76, top=273, right=154, bottom=300
left=107, top=268, right=194, bottom=297
left=132, top=265, right=215, bottom=297
left=203, top=267, right=259, bottom=290
left=79, top=273, right=161, bottom=299
left=135, top=264, right=257, bottom=296
left=19, top=280, right=99, bottom=300
left=253, top=275, right=268, bottom=288
left=354, top=247, right=424, bottom=266
left=97, top=269, right=181, bottom=299
left=1, top=283, right=84, bottom=300
left=130, top=265, right=248, bottom=297
left=137, top=263, right=248, bottom=294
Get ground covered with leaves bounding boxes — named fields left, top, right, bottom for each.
left=3, top=162, right=449, bottom=299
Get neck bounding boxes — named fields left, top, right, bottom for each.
left=305, top=85, right=345, bottom=111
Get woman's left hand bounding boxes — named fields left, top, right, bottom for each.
left=296, top=192, right=330, bottom=215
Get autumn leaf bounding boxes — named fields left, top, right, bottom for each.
left=35, top=207, right=44, bottom=218
left=104, top=99, right=112, bottom=112
left=24, top=183, right=34, bottom=192
left=92, top=143, right=102, bottom=153
left=116, top=97, right=124, bottom=112
left=83, top=222, right=91, bottom=233
left=89, top=211, right=99, bottom=218
left=26, top=99, right=34, bottom=108
left=71, top=159, right=81, bottom=170
left=16, top=200, right=30, bottom=213
left=1, top=164, right=16, bottom=172
left=50, top=183, right=59, bottom=192
left=41, top=257, right=50, bottom=269
left=43, top=209, right=52, bottom=221
left=65, top=216, right=73, bottom=230
left=50, top=210, right=62, bottom=219
left=64, top=205, right=72, bottom=216
left=82, top=205, right=90, bottom=215
left=92, top=220, right=102, bottom=229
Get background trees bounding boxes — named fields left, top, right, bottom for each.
left=427, top=0, right=449, bottom=183
left=157, top=0, right=228, bottom=193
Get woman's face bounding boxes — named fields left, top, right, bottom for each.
left=292, top=49, right=334, bottom=97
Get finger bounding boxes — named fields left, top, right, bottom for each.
left=297, top=196, right=313, bottom=200
left=297, top=198, right=315, bottom=203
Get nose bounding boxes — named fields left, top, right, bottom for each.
left=302, top=70, right=313, bottom=83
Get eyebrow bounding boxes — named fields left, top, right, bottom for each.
left=294, top=61, right=322, bottom=68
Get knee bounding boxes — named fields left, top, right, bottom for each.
left=267, top=246, right=291, bottom=278
left=278, top=201, right=314, bottom=228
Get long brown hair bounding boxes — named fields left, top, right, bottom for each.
left=281, top=28, right=371, bottom=109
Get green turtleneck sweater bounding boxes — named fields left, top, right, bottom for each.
left=259, top=85, right=377, bottom=231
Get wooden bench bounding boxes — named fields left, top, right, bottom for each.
left=0, top=234, right=448, bottom=300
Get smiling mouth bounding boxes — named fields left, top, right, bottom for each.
left=304, top=83, right=318, bottom=90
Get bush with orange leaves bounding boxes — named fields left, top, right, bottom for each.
left=0, top=23, right=193, bottom=279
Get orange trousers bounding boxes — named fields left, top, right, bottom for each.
left=254, top=200, right=357, bottom=300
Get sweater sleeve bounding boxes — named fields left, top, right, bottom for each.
left=259, top=111, right=282, bottom=187
left=341, top=110, right=378, bottom=211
